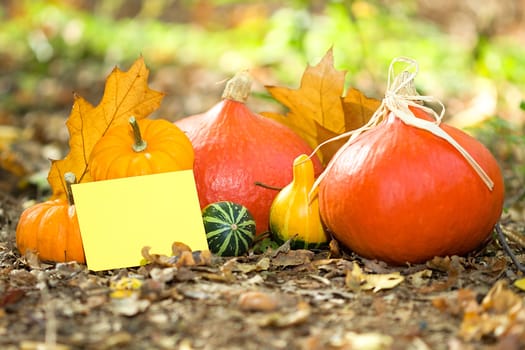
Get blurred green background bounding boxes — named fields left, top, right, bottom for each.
left=1, top=0, right=525, bottom=201
left=1, top=0, right=524, bottom=119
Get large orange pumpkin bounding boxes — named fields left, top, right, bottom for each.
left=175, top=71, right=323, bottom=235
left=16, top=173, right=85, bottom=263
left=89, top=117, right=194, bottom=181
left=319, top=103, right=504, bottom=265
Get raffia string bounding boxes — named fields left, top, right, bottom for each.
left=309, top=57, right=494, bottom=198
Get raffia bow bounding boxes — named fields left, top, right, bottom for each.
left=309, top=57, right=494, bottom=198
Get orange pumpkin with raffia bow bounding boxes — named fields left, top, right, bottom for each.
left=318, top=60, right=504, bottom=265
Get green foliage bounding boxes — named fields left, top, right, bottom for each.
left=1, top=0, right=524, bottom=119
left=3, top=1, right=524, bottom=81
left=466, top=115, right=525, bottom=192
left=467, top=116, right=522, bottom=151
left=252, top=234, right=280, bottom=254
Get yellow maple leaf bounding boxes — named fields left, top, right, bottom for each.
left=48, top=57, right=165, bottom=199
left=262, top=49, right=381, bottom=164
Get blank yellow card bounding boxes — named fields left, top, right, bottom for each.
left=71, top=170, right=209, bottom=271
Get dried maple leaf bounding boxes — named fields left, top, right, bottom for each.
left=345, top=262, right=404, bottom=293
left=262, top=49, right=381, bottom=164
left=141, top=244, right=212, bottom=268
left=271, top=249, right=314, bottom=268
left=48, top=57, right=165, bottom=199
left=238, top=291, right=279, bottom=312
left=110, top=277, right=143, bottom=299
left=458, top=280, right=525, bottom=341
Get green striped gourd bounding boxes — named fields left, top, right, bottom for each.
left=202, top=201, right=256, bottom=256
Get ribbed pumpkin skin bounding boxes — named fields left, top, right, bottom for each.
left=202, top=201, right=256, bottom=256
left=319, top=107, right=504, bottom=265
left=16, top=198, right=85, bottom=263
left=176, top=100, right=323, bottom=235
left=269, top=154, right=328, bottom=249
left=90, top=118, right=194, bottom=181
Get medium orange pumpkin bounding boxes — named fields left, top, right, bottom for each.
left=175, top=71, right=323, bottom=235
left=89, top=117, right=194, bottom=181
left=16, top=173, right=85, bottom=263
left=318, top=62, right=504, bottom=265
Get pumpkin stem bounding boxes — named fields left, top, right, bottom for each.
left=129, top=116, right=148, bottom=152
left=222, top=71, right=252, bottom=103
left=64, top=172, right=76, bottom=206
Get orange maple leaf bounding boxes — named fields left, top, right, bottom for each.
left=262, top=49, right=381, bottom=164
left=48, top=57, right=165, bottom=199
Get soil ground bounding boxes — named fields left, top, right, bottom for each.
left=1, top=32, right=525, bottom=350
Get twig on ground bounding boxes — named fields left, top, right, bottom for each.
left=495, top=222, right=525, bottom=273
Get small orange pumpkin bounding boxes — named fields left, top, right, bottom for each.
left=16, top=172, right=85, bottom=263
left=89, top=117, right=194, bottom=181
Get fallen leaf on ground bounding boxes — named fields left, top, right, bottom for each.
left=110, top=296, right=151, bottom=317
left=238, top=290, right=279, bottom=312
left=407, top=269, right=433, bottom=288
left=20, top=250, right=45, bottom=269
left=149, top=267, right=177, bottom=283
left=171, top=242, right=193, bottom=256
left=141, top=244, right=212, bottom=268
left=269, top=237, right=292, bottom=257
left=432, top=288, right=477, bottom=316
left=513, top=277, right=525, bottom=291
left=328, top=331, right=393, bottom=350
left=420, top=256, right=464, bottom=293
left=346, top=262, right=404, bottom=293
left=328, top=238, right=341, bottom=258
left=0, top=289, right=26, bottom=307
left=20, top=341, right=70, bottom=350
left=271, top=249, right=314, bottom=268
left=0, top=147, right=28, bottom=177
left=257, top=301, right=311, bottom=328
left=109, top=277, right=143, bottom=299
left=92, top=331, right=133, bottom=349
left=435, top=280, right=525, bottom=341
left=231, top=257, right=271, bottom=274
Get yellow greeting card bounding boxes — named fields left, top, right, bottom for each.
left=71, top=170, right=209, bottom=271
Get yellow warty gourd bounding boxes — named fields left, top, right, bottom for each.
left=269, top=154, right=328, bottom=249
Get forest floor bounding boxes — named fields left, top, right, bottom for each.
left=1, top=59, right=525, bottom=350
left=1, top=206, right=525, bottom=350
